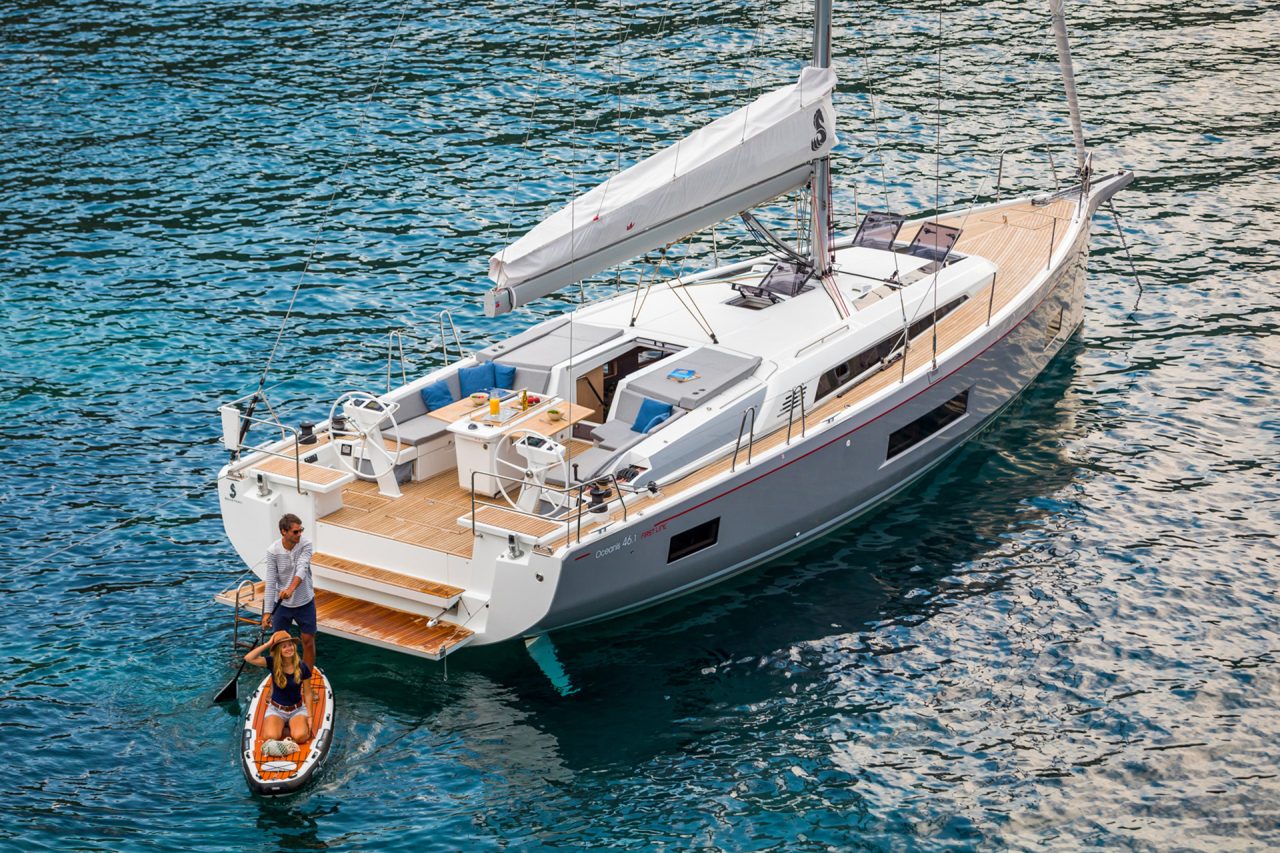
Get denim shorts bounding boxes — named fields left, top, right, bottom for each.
left=272, top=599, right=317, bottom=635
left=265, top=702, right=310, bottom=722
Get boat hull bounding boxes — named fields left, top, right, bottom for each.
left=534, top=220, right=1093, bottom=634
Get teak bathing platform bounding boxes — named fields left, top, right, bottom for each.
left=215, top=582, right=474, bottom=659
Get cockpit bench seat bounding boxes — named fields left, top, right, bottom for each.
left=396, top=414, right=452, bottom=447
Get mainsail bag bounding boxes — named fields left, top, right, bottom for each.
left=486, top=66, right=838, bottom=316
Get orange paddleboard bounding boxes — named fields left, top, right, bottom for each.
left=240, top=667, right=334, bottom=796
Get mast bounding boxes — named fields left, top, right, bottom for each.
left=810, top=0, right=847, bottom=317
left=1048, top=0, right=1088, bottom=172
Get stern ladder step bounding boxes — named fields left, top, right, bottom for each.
left=310, top=552, right=464, bottom=609
left=214, top=582, right=474, bottom=661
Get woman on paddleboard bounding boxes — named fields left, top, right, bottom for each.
left=246, top=630, right=314, bottom=743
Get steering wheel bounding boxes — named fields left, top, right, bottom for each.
left=493, top=428, right=570, bottom=516
left=327, top=390, right=402, bottom=481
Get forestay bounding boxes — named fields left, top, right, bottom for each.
left=485, top=67, right=838, bottom=316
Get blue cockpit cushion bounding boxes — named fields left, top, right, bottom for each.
left=420, top=380, right=455, bottom=413
left=493, top=362, right=517, bottom=391
left=458, top=363, right=496, bottom=398
left=632, top=398, right=673, bottom=434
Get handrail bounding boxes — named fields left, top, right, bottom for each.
left=995, top=148, right=1006, bottom=202
left=731, top=406, right=757, bottom=472
left=439, top=310, right=464, bottom=364
left=468, top=469, right=629, bottom=545
left=994, top=144, right=1068, bottom=205
left=226, top=418, right=305, bottom=493
left=1047, top=217, right=1057, bottom=271
left=784, top=384, right=807, bottom=445
left=232, top=578, right=258, bottom=654
left=386, top=330, right=409, bottom=392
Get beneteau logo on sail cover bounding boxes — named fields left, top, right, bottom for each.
left=810, top=109, right=827, bottom=152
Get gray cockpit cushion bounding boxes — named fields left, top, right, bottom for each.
left=549, top=445, right=616, bottom=484
left=396, top=414, right=451, bottom=447
left=590, top=408, right=685, bottom=452
left=389, top=371, right=462, bottom=422
left=394, top=388, right=428, bottom=421
left=479, top=322, right=623, bottom=371
left=591, top=418, right=640, bottom=451
left=473, top=317, right=571, bottom=363
left=384, top=371, right=463, bottom=446
left=624, top=347, right=761, bottom=410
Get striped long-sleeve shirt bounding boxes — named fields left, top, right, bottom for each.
left=264, top=535, right=315, bottom=612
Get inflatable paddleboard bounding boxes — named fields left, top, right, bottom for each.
left=240, top=666, right=334, bottom=797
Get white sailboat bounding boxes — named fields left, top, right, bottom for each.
left=213, top=0, right=1132, bottom=663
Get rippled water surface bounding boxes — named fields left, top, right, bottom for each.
left=2, top=0, right=1277, bottom=848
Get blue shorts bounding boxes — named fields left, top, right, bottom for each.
left=272, top=599, right=317, bottom=635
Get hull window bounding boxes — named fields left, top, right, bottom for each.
left=667, top=518, right=721, bottom=563
left=887, top=389, right=970, bottom=459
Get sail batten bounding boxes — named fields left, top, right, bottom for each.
left=485, top=67, right=838, bottom=317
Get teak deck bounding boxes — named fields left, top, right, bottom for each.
left=251, top=455, right=350, bottom=486
left=468, top=505, right=566, bottom=538
left=216, top=581, right=473, bottom=659
left=311, top=552, right=463, bottom=600
left=320, top=473, right=489, bottom=559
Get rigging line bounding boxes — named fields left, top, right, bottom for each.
left=565, top=0, right=584, bottom=289
left=848, top=16, right=903, bottom=290
left=932, top=0, right=943, bottom=368
left=630, top=252, right=661, bottom=326
left=670, top=239, right=721, bottom=343
left=1107, top=199, right=1145, bottom=316
left=665, top=242, right=719, bottom=343
left=500, top=1, right=558, bottom=251
left=897, top=172, right=989, bottom=345
left=256, top=3, right=413, bottom=395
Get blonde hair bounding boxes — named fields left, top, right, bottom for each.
left=272, top=642, right=302, bottom=690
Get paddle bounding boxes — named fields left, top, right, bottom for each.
left=212, top=602, right=281, bottom=705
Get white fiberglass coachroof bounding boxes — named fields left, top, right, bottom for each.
left=566, top=248, right=995, bottom=367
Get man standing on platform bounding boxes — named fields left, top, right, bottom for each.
left=260, top=513, right=317, bottom=668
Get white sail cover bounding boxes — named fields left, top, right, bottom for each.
left=485, top=66, right=838, bottom=316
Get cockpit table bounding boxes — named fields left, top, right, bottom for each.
left=446, top=394, right=592, bottom=496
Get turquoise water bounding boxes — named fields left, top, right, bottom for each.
left=2, top=0, right=1277, bottom=848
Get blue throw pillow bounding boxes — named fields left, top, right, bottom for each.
left=420, top=380, right=455, bottom=413
left=457, top=363, right=496, bottom=398
left=493, top=362, right=517, bottom=391
left=632, top=398, right=673, bottom=433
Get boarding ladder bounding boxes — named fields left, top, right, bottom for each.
left=229, top=578, right=264, bottom=661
